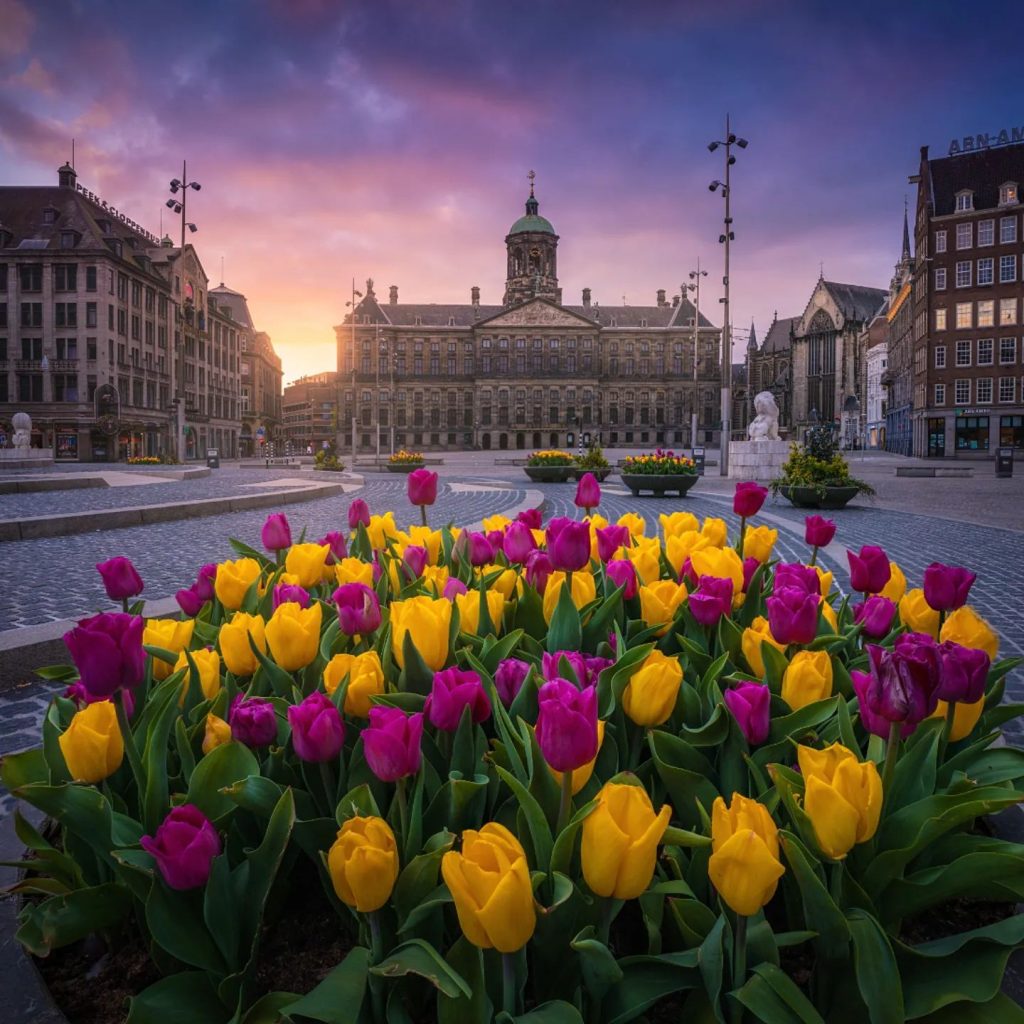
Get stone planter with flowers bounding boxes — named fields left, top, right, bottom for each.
left=620, top=449, right=699, bottom=497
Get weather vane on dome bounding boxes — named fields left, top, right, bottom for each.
left=528, top=169, right=536, bottom=197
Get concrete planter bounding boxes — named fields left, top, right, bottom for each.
left=570, top=467, right=613, bottom=482
left=621, top=473, right=699, bottom=497
left=778, top=484, right=861, bottom=509
left=524, top=465, right=573, bottom=483
left=386, top=462, right=425, bottom=474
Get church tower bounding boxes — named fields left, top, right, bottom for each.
left=889, top=200, right=913, bottom=299
left=503, top=172, right=561, bottom=306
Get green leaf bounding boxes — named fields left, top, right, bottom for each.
left=847, top=910, right=904, bottom=1024
left=34, top=663, right=79, bottom=681
left=281, top=948, right=371, bottom=1023
left=185, top=741, right=260, bottom=823
left=732, top=962, right=826, bottom=1024
left=649, top=729, right=719, bottom=829
left=141, top=678, right=182, bottom=832
left=241, top=992, right=303, bottom=1024
left=778, top=832, right=850, bottom=961
left=126, top=971, right=229, bottom=1024
left=602, top=950, right=701, bottom=1024
left=698, top=913, right=726, bottom=1022
left=369, top=938, right=472, bottom=997
left=15, top=883, right=132, bottom=956
left=498, top=1001, right=585, bottom=1024
left=571, top=925, right=624, bottom=1001
left=392, top=837, right=454, bottom=931
left=915, top=993, right=1024, bottom=1023
left=437, top=937, right=492, bottom=1024
left=547, top=579, right=582, bottom=653
left=496, top=765, right=554, bottom=871
left=0, top=747, right=48, bottom=790
left=146, top=877, right=227, bottom=972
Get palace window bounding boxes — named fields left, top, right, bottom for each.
left=956, top=222, right=972, bottom=249
left=977, top=338, right=993, bottom=365
left=1001, top=217, right=1018, bottom=243
left=1001, top=338, right=1017, bottom=364
left=999, top=254, right=1017, bottom=283
left=978, top=220, right=994, bottom=246
left=977, top=258, right=993, bottom=286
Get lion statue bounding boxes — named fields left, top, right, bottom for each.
left=747, top=391, right=780, bottom=441
left=12, top=411, right=32, bottom=451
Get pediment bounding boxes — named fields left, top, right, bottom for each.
left=475, top=299, right=598, bottom=330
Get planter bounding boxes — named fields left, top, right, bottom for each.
left=778, top=484, right=861, bottom=509
left=524, top=465, right=573, bottom=483
left=386, top=462, right=425, bottom=474
left=571, top=467, right=613, bottom=482
left=620, top=473, right=698, bottom=498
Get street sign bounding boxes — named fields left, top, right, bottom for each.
left=255, top=426, right=266, bottom=439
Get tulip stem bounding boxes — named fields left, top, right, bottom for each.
left=809, top=544, right=819, bottom=567
left=395, top=776, right=410, bottom=851
left=114, top=689, right=143, bottom=795
left=731, top=914, right=748, bottom=1021
left=557, top=768, right=574, bottom=836
left=502, top=952, right=517, bottom=1016
left=420, top=504, right=428, bottom=528
left=881, top=721, right=901, bottom=794
left=319, top=760, right=337, bottom=813
left=368, top=912, right=386, bottom=1022
left=939, top=700, right=957, bottom=762
left=121, top=597, right=129, bottom=614
left=737, top=516, right=747, bottom=561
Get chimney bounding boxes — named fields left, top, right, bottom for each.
left=389, top=285, right=398, bottom=305
left=656, top=288, right=666, bottom=307
left=58, top=163, right=77, bottom=190
left=672, top=294, right=680, bottom=308
left=471, top=285, right=480, bottom=306
left=582, top=287, right=591, bottom=308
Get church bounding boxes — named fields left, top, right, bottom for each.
left=335, top=180, right=723, bottom=454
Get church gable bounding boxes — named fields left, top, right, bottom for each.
left=795, top=280, right=843, bottom=336
left=476, top=298, right=597, bottom=330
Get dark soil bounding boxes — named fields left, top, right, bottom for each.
left=901, top=897, right=1018, bottom=946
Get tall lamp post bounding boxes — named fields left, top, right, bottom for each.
left=685, top=259, right=707, bottom=453
left=346, top=280, right=362, bottom=468
left=166, top=163, right=200, bottom=463
left=708, top=117, right=748, bottom=476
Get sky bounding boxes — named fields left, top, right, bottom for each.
left=1, top=0, right=1022, bottom=383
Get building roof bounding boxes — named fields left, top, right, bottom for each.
left=822, top=281, right=888, bottom=323
left=210, top=284, right=256, bottom=329
left=929, top=144, right=1024, bottom=216
left=761, top=316, right=797, bottom=354
left=508, top=190, right=555, bottom=236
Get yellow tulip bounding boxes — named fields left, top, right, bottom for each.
left=265, top=601, right=322, bottom=671
left=659, top=511, right=700, bottom=539
left=581, top=781, right=672, bottom=899
left=391, top=595, right=451, bottom=670
left=899, top=588, right=940, bottom=639
left=799, top=743, right=882, bottom=860
left=626, top=537, right=663, bottom=585
left=690, top=547, right=744, bottom=595
left=616, top=512, right=646, bottom=539
left=638, top=580, right=688, bottom=636
left=215, top=557, right=262, bottom=611
left=478, top=565, right=520, bottom=600
left=622, top=650, right=684, bottom=727
left=324, top=650, right=386, bottom=716
left=708, top=793, right=785, bottom=916
left=405, top=525, right=443, bottom=564
left=144, top=618, right=195, bottom=681
left=550, top=720, right=606, bottom=796
left=284, top=543, right=331, bottom=588
left=202, top=713, right=232, bottom=754
left=442, top=822, right=536, bottom=952
left=481, top=514, right=511, bottom=534
left=743, top=525, right=778, bottom=564
left=175, top=647, right=222, bottom=703
left=664, top=531, right=712, bottom=577
left=931, top=697, right=985, bottom=741
left=542, top=571, right=598, bottom=624
left=334, top=557, right=374, bottom=588
left=814, top=566, right=834, bottom=598
left=781, top=650, right=833, bottom=711
left=819, top=598, right=839, bottom=634
left=367, top=512, right=400, bottom=550
left=700, top=517, right=728, bottom=547
left=59, top=701, right=123, bottom=783
left=741, top=616, right=786, bottom=678
left=455, top=589, right=506, bottom=636
left=940, top=606, right=999, bottom=660
left=420, top=564, right=451, bottom=596
left=328, top=816, right=400, bottom=913
left=219, top=612, right=266, bottom=677
left=879, top=562, right=907, bottom=603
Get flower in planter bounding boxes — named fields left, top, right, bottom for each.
left=689, top=576, right=734, bottom=627
left=596, top=523, right=631, bottom=562
left=214, top=556, right=262, bottom=610
left=173, top=647, right=221, bottom=703
left=144, top=618, right=195, bottom=681
left=733, top=481, right=768, bottom=518
left=58, top=700, right=123, bottom=783
left=362, top=706, right=423, bottom=782
left=638, top=579, right=687, bottom=635
left=328, top=816, right=399, bottom=913
left=332, top=582, right=382, bottom=637
left=347, top=498, right=371, bottom=529
left=803, top=514, right=836, bottom=548
left=219, top=612, right=266, bottom=677
left=606, top=558, right=638, bottom=599
left=743, top=525, right=778, bottom=564
left=96, top=556, right=144, bottom=602
left=546, top=516, right=592, bottom=573
left=494, top=658, right=531, bottom=705
left=723, top=680, right=771, bottom=745
left=284, top=542, right=331, bottom=588
left=847, top=545, right=892, bottom=595
left=503, top=521, right=536, bottom=564
left=266, top=601, right=322, bottom=671
left=202, top=713, right=231, bottom=754
left=853, top=596, right=898, bottom=639
left=709, top=792, right=784, bottom=916
left=230, top=694, right=278, bottom=747
left=141, top=805, right=221, bottom=891
left=390, top=595, right=451, bottom=669
left=63, top=611, right=145, bottom=699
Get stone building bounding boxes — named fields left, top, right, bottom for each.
left=881, top=210, right=914, bottom=454
left=283, top=371, right=337, bottom=453
left=747, top=313, right=797, bottom=430
left=335, top=183, right=722, bottom=453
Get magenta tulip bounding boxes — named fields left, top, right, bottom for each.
left=261, top=513, right=292, bottom=552
left=546, top=517, right=591, bottom=573
left=606, top=559, right=638, bottom=599
left=535, top=679, right=599, bottom=772
left=742, top=556, right=761, bottom=593
left=287, top=691, right=345, bottom=762
left=517, top=507, right=543, bottom=530
left=362, top=707, right=423, bottom=782
left=723, top=680, right=771, bottom=745
left=401, top=545, right=428, bottom=580
left=176, top=585, right=204, bottom=617
left=733, top=481, right=769, bottom=518
left=862, top=633, right=943, bottom=728
left=804, top=515, right=837, bottom=548
left=63, top=685, right=134, bottom=718
left=230, top=695, right=278, bottom=747
left=689, top=576, right=734, bottom=627
left=525, top=550, right=554, bottom=593
left=774, top=562, right=820, bottom=596
left=937, top=641, right=990, bottom=704
left=542, top=650, right=609, bottom=688
left=486, top=528, right=506, bottom=553
left=407, top=468, right=438, bottom=507
left=63, top=612, right=145, bottom=699
left=853, top=596, right=897, bottom=639
left=851, top=669, right=915, bottom=740
left=574, top=472, right=602, bottom=512
left=425, top=667, right=491, bottom=731
left=317, top=531, right=347, bottom=565
left=332, top=583, right=382, bottom=636
left=495, top=658, right=531, bottom=705
left=443, top=577, right=469, bottom=599
left=503, top=521, right=537, bottom=564
left=596, top=524, right=630, bottom=563
left=458, top=531, right=494, bottom=567
left=273, top=583, right=310, bottom=610
left=194, top=563, right=218, bottom=603
left=848, top=545, right=891, bottom=595
left=766, top=586, right=820, bottom=645
left=140, top=805, right=221, bottom=891
left=96, top=557, right=144, bottom=602
left=922, top=563, right=977, bottom=613
left=348, top=498, right=370, bottom=530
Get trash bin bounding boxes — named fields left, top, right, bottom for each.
left=996, top=447, right=1013, bottom=478
left=692, top=446, right=706, bottom=476
left=206, top=447, right=220, bottom=469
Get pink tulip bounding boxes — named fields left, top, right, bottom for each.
left=362, top=707, right=423, bottom=782
left=348, top=498, right=370, bottom=530
left=923, top=563, right=977, bottom=613
left=261, top=513, right=292, bottom=552
left=407, top=468, right=438, bottom=507
left=733, top=481, right=768, bottom=518
left=723, top=681, right=770, bottom=745
left=287, top=691, right=345, bottom=762
left=574, top=472, right=601, bottom=512
left=503, top=521, right=536, bottom=564
left=140, top=805, right=220, bottom=891
left=535, top=679, right=599, bottom=772
left=96, top=557, right=144, bottom=602
left=425, top=667, right=491, bottom=731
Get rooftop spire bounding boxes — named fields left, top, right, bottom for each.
left=901, top=196, right=911, bottom=263
left=747, top=319, right=758, bottom=353
left=525, top=169, right=538, bottom=215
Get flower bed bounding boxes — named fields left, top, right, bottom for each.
left=621, top=450, right=698, bottom=497
left=525, top=450, right=574, bottom=483
left=3, top=486, right=1023, bottom=1024
left=388, top=450, right=425, bottom=473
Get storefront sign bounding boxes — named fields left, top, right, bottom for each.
left=948, top=126, right=1024, bottom=157
left=75, top=183, right=161, bottom=245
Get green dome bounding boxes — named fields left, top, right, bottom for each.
left=508, top=212, right=555, bottom=235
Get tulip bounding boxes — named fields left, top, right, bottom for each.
left=617, top=512, right=646, bottom=538
left=63, top=612, right=145, bottom=699
left=486, top=529, right=507, bottom=556
left=288, top=691, right=345, bottom=762
left=96, top=556, right=144, bottom=603
left=285, top=543, right=331, bottom=589
left=65, top=680, right=129, bottom=711
left=495, top=658, right=531, bottom=706
left=458, top=531, right=494, bottom=567
left=931, top=697, right=985, bottom=742
left=230, top=694, right=278, bottom=747
left=273, top=582, right=310, bottom=610
left=596, top=524, right=631, bottom=563
left=541, top=570, right=597, bottom=624
left=176, top=585, right=204, bottom=617
left=862, top=633, right=942, bottom=729
left=581, top=781, right=672, bottom=899
left=194, top=563, right=217, bottom=603
left=689, top=576, right=734, bottom=627
left=333, top=583, right=382, bottom=637
left=143, top=618, right=195, bottom=681
left=328, top=816, right=400, bottom=913
left=804, top=515, right=836, bottom=548
left=744, top=525, right=778, bottom=564
left=266, top=601, right=322, bottom=672
left=362, top=706, right=423, bottom=782
left=542, top=651, right=612, bottom=689
left=774, top=562, right=820, bottom=596
left=454, top=589, right=505, bottom=637
left=219, top=612, right=266, bottom=677
left=798, top=743, right=882, bottom=860
left=525, top=549, right=554, bottom=593
left=140, top=805, right=221, bottom=891
left=923, top=562, right=977, bottom=613
left=723, top=680, right=771, bottom=745
left=606, top=558, right=638, bottom=599
left=348, top=498, right=371, bottom=530
left=879, top=562, right=907, bottom=604
left=442, top=823, right=536, bottom=952
left=502, top=521, right=536, bottom=564
left=733, top=481, right=769, bottom=518
left=202, top=713, right=232, bottom=754
left=937, top=641, right=990, bottom=704
left=546, top=517, right=592, bottom=573
left=853, top=596, right=897, bottom=639
left=781, top=650, right=833, bottom=711
left=660, top=511, right=700, bottom=539
left=214, top=557, right=262, bottom=611
left=940, top=605, right=999, bottom=660
left=742, top=556, right=760, bottom=593
left=847, top=545, right=891, bottom=596
left=407, top=467, right=438, bottom=507
left=709, top=793, right=784, bottom=916
left=261, top=512, right=292, bottom=552
left=899, top=588, right=940, bottom=639
left=574, top=472, right=602, bottom=513
left=425, top=667, right=491, bottom=731
left=766, top=586, right=819, bottom=645
left=689, top=547, right=745, bottom=596
left=626, top=537, right=662, bottom=585
left=701, top=517, right=728, bottom=547
left=740, top=616, right=785, bottom=678
left=174, top=647, right=221, bottom=703
left=517, top=507, right=543, bottom=529
left=396, top=545, right=427, bottom=583
left=318, top=531, right=347, bottom=565
left=478, top=564, right=519, bottom=600
left=443, top=576, right=469, bottom=600
left=334, top=557, right=374, bottom=588
left=535, top=678, right=599, bottom=772
left=622, top=650, right=683, bottom=727
left=638, top=580, right=688, bottom=636
left=58, top=700, right=123, bottom=783
left=324, top=650, right=385, bottom=716
left=550, top=720, right=606, bottom=795
left=851, top=669, right=914, bottom=741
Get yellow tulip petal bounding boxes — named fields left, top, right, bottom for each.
left=804, top=775, right=860, bottom=860
left=708, top=829, right=785, bottom=916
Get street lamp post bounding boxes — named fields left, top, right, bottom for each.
left=346, top=280, right=363, bottom=469
left=685, top=260, right=708, bottom=453
left=708, top=117, right=748, bottom=476
left=165, top=162, right=200, bottom=463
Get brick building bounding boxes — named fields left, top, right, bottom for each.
left=283, top=371, right=337, bottom=453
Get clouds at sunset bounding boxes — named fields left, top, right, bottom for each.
left=1, top=0, right=1020, bottom=379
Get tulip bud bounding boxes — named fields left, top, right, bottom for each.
left=96, top=556, right=144, bottom=602
left=174, top=647, right=221, bottom=703
left=740, top=615, right=785, bottom=678
left=494, top=658, right=531, bottom=705
left=545, top=517, right=591, bottom=573
left=517, top=507, right=543, bottom=530
left=333, top=583, right=382, bottom=637
left=401, top=545, right=428, bottom=581
left=407, top=467, right=438, bottom=507
left=459, top=531, right=494, bottom=567
left=638, top=580, right=688, bottom=636
left=596, top=523, right=630, bottom=563
left=923, top=562, right=976, bottom=613
left=723, top=680, right=770, bottom=745
left=606, top=558, right=638, bottom=599
left=362, top=706, right=423, bottom=782
left=348, top=498, right=371, bottom=530
left=202, top=713, right=232, bottom=754
left=284, top=543, right=331, bottom=588
left=261, top=512, right=292, bottom=552
left=535, top=679, right=599, bottom=772
left=853, top=596, right=897, bottom=639
left=194, top=563, right=218, bottom=603
left=574, top=472, right=602, bottom=512
left=58, top=700, right=124, bottom=783
left=328, top=816, right=399, bottom=912
left=847, top=545, right=891, bottom=595
left=525, top=550, right=554, bottom=593
left=899, top=588, right=940, bottom=639
left=851, top=669, right=914, bottom=741
left=63, top=612, right=145, bottom=699
left=622, top=649, right=684, bottom=727
left=709, top=793, right=785, bottom=916
left=425, top=667, right=491, bottom=731
left=214, top=557, right=263, bottom=611
left=774, top=562, right=821, bottom=596
left=733, top=480, right=768, bottom=518
left=766, top=586, right=819, bottom=646
left=230, top=694, right=278, bottom=747
left=542, top=650, right=611, bottom=689
left=688, top=576, right=734, bottom=627
left=804, top=515, right=836, bottom=548
left=143, top=617, right=195, bottom=681
left=937, top=640, right=990, bottom=704
left=486, top=528, right=506, bottom=553
left=273, top=582, right=310, bottom=610
left=324, top=650, right=385, bottom=716
left=219, top=611, right=266, bottom=677
left=317, top=531, right=347, bottom=565
left=861, top=633, right=942, bottom=729
left=744, top=525, right=778, bottom=564
left=502, top=521, right=536, bottom=564
left=140, top=805, right=221, bottom=891
left=287, top=691, right=345, bottom=762
left=176, top=585, right=204, bottom=618
left=781, top=650, right=833, bottom=711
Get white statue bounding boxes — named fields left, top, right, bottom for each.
left=12, top=412, right=32, bottom=451
left=747, top=391, right=780, bottom=441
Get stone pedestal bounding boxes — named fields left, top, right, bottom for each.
left=0, top=449, right=55, bottom=468
left=728, top=439, right=790, bottom=481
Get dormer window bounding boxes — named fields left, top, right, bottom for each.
left=414, top=315, right=422, bottom=326
left=60, top=230, right=80, bottom=249
left=96, top=218, right=110, bottom=233
left=42, top=206, right=59, bottom=225
left=448, top=316, right=455, bottom=326
left=105, top=238, right=122, bottom=258
left=1000, top=182, right=1019, bottom=206
left=640, top=318, right=648, bottom=328
left=955, top=190, right=974, bottom=212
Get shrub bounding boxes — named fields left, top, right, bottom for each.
left=772, top=436, right=875, bottom=497
left=574, top=444, right=610, bottom=471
